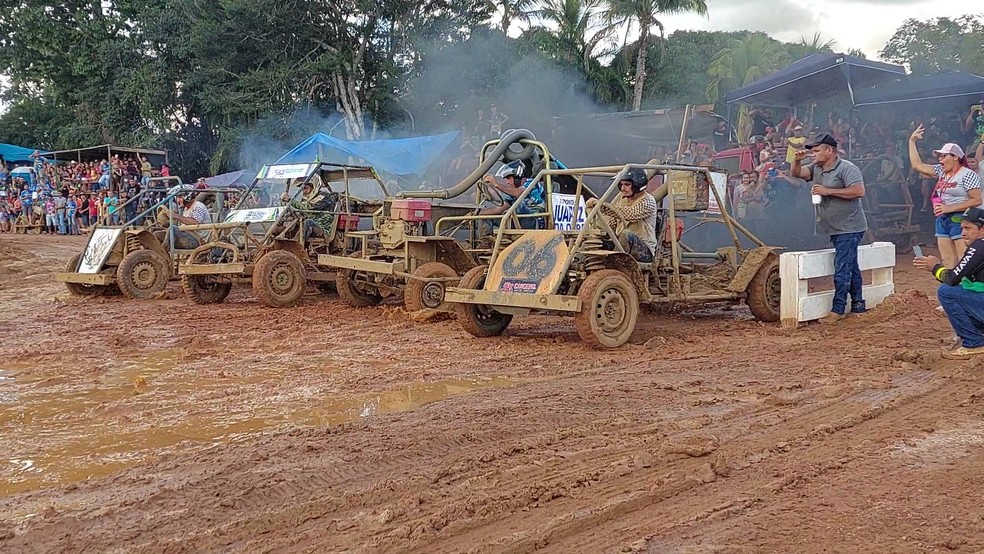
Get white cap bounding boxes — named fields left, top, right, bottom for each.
left=933, top=143, right=965, bottom=158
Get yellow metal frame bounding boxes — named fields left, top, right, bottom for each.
left=54, top=272, right=113, bottom=285
left=177, top=263, right=247, bottom=276
left=444, top=288, right=581, bottom=312
left=444, top=161, right=773, bottom=311
left=318, top=254, right=403, bottom=275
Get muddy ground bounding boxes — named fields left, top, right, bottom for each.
left=0, top=233, right=982, bottom=553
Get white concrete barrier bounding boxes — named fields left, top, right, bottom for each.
left=779, top=241, right=896, bottom=328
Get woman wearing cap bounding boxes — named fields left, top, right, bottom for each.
left=909, top=124, right=983, bottom=268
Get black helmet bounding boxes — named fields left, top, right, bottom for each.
left=962, top=207, right=984, bottom=226
left=620, top=168, right=649, bottom=193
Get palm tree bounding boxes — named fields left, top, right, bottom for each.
left=786, top=32, right=837, bottom=60
left=705, top=34, right=789, bottom=141
left=488, top=0, right=539, bottom=35
left=528, top=0, right=615, bottom=72
left=525, top=0, right=626, bottom=105
left=603, top=0, right=708, bottom=111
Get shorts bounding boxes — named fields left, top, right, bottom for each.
left=935, top=213, right=963, bottom=239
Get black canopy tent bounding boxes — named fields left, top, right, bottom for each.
left=723, top=53, right=907, bottom=132
left=45, top=144, right=168, bottom=167
left=853, top=70, right=984, bottom=111
left=725, top=53, right=906, bottom=107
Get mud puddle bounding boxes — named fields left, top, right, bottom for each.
left=0, top=359, right=527, bottom=497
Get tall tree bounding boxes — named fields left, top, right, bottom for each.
left=603, top=0, right=708, bottom=111
left=705, top=33, right=789, bottom=141
left=624, top=29, right=750, bottom=107
left=881, top=15, right=984, bottom=75
left=524, top=0, right=624, bottom=105
left=487, top=0, right=538, bottom=34
left=785, top=32, right=836, bottom=60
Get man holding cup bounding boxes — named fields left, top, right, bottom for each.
left=790, top=133, right=868, bottom=323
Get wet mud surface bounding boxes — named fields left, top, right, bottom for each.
left=1, top=233, right=983, bottom=552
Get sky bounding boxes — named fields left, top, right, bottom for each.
left=655, top=0, right=980, bottom=60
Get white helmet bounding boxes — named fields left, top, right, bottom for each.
left=494, top=160, right=525, bottom=180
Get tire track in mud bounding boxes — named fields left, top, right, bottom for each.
left=498, top=372, right=970, bottom=554
left=1, top=235, right=970, bottom=553
left=110, top=364, right=948, bottom=553
left=1, top=352, right=958, bottom=554
left=285, top=369, right=946, bottom=553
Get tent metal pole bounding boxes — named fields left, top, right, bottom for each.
left=726, top=104, right=733, bottom=144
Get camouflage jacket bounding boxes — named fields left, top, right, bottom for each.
left=288, top=189, right=337, bottom=231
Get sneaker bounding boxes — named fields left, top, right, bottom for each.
left=948, top=334, right=962, bottom=351
left=819, top=312, right=846, bottom=324
left=942, top=346, right=984, bottom=360
left=850, top=304, right=867, bottom=315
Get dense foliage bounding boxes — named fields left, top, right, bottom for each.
left=0, top=1, right=980, bottom=177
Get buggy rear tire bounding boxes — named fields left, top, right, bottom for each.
left=181, top=275, right=232, bottom=304
left=745, top=252, right=781, bottom=322
left=574, top=269, right=639, bottom=348
left=454, top=266, right=512, bottom=337
left=336, top=257, right=383, bottom=307
left=64, top=254, right=110, bottom=297
left=252, top=250, right=306, bottom=307
left=404, top=262, right=457, bottom=313
left=117, top=249, right=169, bottom=300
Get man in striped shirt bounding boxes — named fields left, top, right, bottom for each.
left=169, top=192, right=211, bottom=249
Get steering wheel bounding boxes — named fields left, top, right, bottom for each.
left=477, top=178, right=508, bottom=207
left=588, top=197, right=625, bottom=223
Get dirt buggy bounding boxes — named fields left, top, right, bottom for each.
left=443, top=162, right=782, bottom=348
left=176, top=162, right=386, bottom=307
left=320, top=129, right=585, bottom=313
left=55, top=179, right=240, bottom=299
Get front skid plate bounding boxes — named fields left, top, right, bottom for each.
left=444, top=287, right=581, bottom=313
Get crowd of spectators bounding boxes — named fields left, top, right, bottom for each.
left=0, top=151, right=172, bottom=235
left=717, top=101, right=984, bottom=232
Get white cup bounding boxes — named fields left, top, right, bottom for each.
left=812, top=194, right=822, bottom=205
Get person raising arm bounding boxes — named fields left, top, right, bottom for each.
left=909, top=124, right=983, bottom=268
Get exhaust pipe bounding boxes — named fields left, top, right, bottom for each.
left=400, top=128, right=537, bottom=200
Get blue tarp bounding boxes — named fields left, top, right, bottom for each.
left=0, top=142, right=44, bottom=163
left=724, top=53, right=906, bottom=107
left=275, top=131, right=459, bottom=177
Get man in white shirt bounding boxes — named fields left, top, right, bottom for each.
left=169, top=191, right=211, bottom=249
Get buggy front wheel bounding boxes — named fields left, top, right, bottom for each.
left=574, top=269, right=639, bottom=348
left=454, top=266, right=512, bottom=337
left=745, top=253, right=781, bottom=322
left=181, top=275, right=232, bottom=304
left=252, top=250, right=306, bottom=307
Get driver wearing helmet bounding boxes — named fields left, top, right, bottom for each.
left=281, top=179, right=338, bottom=239
left=480, top=160, right=545, bottom=219
left=169, top=191, right=211, bottom=249
left=586, top=168, right=658, bottom=263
